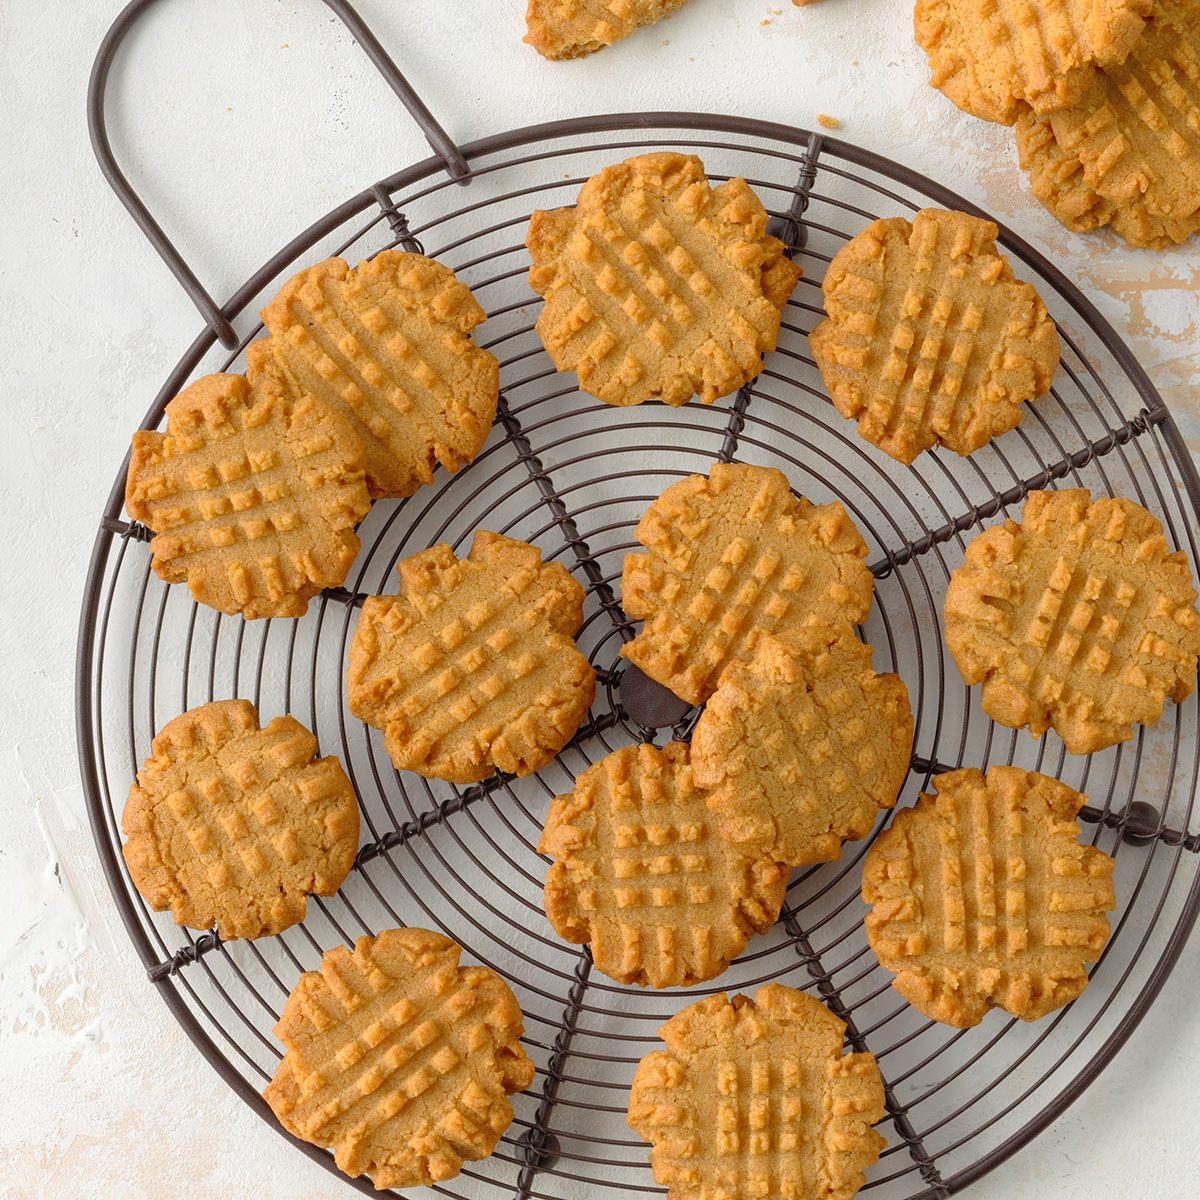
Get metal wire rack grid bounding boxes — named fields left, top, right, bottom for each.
left=77, top=15, right=1200, bottom=1200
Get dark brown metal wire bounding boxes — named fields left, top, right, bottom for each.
left=78, top=6, right=1200, bottom=1199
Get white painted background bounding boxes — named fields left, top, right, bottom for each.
left=3, top=1, right=1199, bottom=1196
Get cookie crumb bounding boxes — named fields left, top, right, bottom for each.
left=817, top=113, right=840, bottom=129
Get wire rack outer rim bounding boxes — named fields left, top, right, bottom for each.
left=75, top=111, right=1200, bottom=1200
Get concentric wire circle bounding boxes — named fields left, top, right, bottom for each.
left=77, top=115, right=1200, bottom=1199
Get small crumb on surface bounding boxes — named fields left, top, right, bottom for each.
left=793, top=0, right=819, bottom=6
left=817, top=113, right=841, bottom=129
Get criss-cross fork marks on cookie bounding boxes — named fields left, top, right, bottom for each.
left=621, top=463, right=873, bottom=705
left=126, top=373, right=371, bottom=619
left=525, top=0, right=691, bottom=59
left=692, top=627, right=913, bottom=867
left=629, top=986, right=885, bottom=1200
left=946, top=489, right=1200, bottom=754
left=250, top=251, right=499, bottom=499
left=916, top=0, right=1152, bottom=123
left=541, top=743, right=786, bottom=988
left=348, top=531, right=595, bottom=783
left=265, top=929, right=534, bottom=1190
left=528, top=153, right=799, bottom=407
left=809, top=210, right=1059, bottom=465
left=121, top=700, right=359, bottom=940
left=863, top=767, right=1115, bottom=1028
left=1016, top=3, right=1200, bottom=249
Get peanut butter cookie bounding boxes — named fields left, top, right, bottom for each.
left=348, top=531, right=596, bottom=783
left=809, top=210, right=1060, bottom=464
left=863, top=766, right=1115, bottom=1027
left=540, top=742, right=787, bottom=987
left=692, top=626, right=913, bottom=866
left=126, top=371, right=371, bottom=619
left=916, top=0, right=1152, bottom=124
left=528, top=153, right=800, bottom=407
left=1015, top=3, right=1200, bottom=249
left=945, top=489, right=1200, bottom=754
left=249, top=250, right=499, bottom=498
left=122, top=700, right=359, bottom=940
left=264, top=928, right=534, bottom=1189
left=621, top=463, right=873, bottom=705
left=525, top=0, right=690, bottom=59
left=629, top=984, right=886, bottom=1200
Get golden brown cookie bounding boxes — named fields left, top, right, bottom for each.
left=691, top=626, right=913, bottom=867
left=863, top=766, right=1115, bottom=1027
left=249, top=250, right=499, bottom=498
left=809, top=210, right=1060, bottom=465
left=540, top=742, right=787, bottom=988
left=621, top=463, right=873, bottom=705
left=126, top=372, right=371, bottom=620
left=1015, top=110, right=1119, bottom=238
left=348, top=531, right=595, bottom=783
left=628, top=984, right=886, bottom=1200
left=525, top=0, right=690, bottom=59
left=1015, top=4, right=1200, bottom=250
left=945, top=489, right=1200, bottom=754
left=122, top=700, right=359, bottom=940
left=263, top=928, right=534, bottom=1189
left=527, top=153, right=801, bottom=407
left=915, top=0, right=1152, bottom=124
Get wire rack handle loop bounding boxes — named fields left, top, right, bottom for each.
left=87, top=0, right=468, bottom=350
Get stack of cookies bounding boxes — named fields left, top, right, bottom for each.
left=916, top=0, right=1200, bottom=248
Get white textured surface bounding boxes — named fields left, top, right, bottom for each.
left=2, top=0, right=1199, bottom=1197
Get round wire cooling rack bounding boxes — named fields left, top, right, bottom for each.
left=78, top=4, right=1200, bottom=1198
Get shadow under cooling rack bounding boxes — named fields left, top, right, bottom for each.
left=79, top=116, right=1200, bottom=1200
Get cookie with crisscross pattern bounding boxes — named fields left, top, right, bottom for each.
left=945, top=489, right=1200, bottom=754
left=264, top=928, right=534, bottom=1189
left=621, top=463, right=873, bottom=705
left=525, top=0, right=690, bottom=58
left=692, top=626, right=913, bottom=867
left=1015, top=2, right=1200, bottom=249
left=126, top=371, right=371, bottom=619
left=809, top=210, right=1060, bottom=465
left=348, top=530, right=595, bottom=783
left=629, top=984, right=886, bottom=1200
left=541, top=742, right=787, bottom=987
left=528, top=153, right=801, bottom=407
left=122, top=700, right=359, bottom=940
left=915, top=0, right=1152, bottom=124
left=248, top=250, right=499, bottom=498
left=863, top=766, right=1115, bottom=1027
